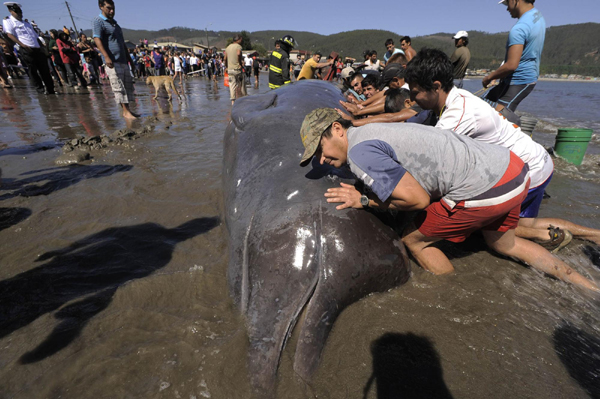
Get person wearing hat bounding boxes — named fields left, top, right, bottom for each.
left=449, top=30, right=470, bottom=88
left=297, top=108, right=599, bottom=292
left=2, top=2, right=55, bottom=94
left=482, top=0, right=545, bottom=111
left=268, top=35, right=295, bottom=89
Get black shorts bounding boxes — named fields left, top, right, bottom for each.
left=253, top=68, right=259, bottom=77
left=485, top=80, right=536, bottom=112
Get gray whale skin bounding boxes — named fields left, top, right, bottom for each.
left=223, top=80, right=411, bottom=393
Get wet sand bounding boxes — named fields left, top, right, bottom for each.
left=2, top=76, right=600, bottom=398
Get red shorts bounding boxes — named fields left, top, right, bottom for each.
left=415, top=152, right=530, bottom=243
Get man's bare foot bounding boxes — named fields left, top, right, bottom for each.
left=123, top=111, right=139, bottom=119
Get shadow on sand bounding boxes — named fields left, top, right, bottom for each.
left=0, top=207, right=31, bottom=232
left=0, top=217, right=220, bottom=363
left=363, top=332, right=454, bottom=399
left=553, top=322, right=600, bottom=398
left=0, top=164, right=133, bottom=200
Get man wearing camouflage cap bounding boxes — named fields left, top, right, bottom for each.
left=298, top=108, right=598, bottom=292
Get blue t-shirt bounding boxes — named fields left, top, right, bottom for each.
left=383, top=48, right=404, bottom=63
left=92, top=14, right=127, bottom=64
left=505, top=8, right=546, bottom=85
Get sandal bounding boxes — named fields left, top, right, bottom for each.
left=535, top=225, right=573, bottom=253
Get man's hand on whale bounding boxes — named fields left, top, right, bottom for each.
left=324, top=182, right=364, bottom=210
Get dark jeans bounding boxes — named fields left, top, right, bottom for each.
left=89, top=58, right=100, bottom=84
left=20, top=47, right=54, bottom=92
left=52, top=55, right=68, bottom=84
left=65, top=63, right=87, bottom=86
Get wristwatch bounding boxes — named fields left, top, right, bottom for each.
left=360, top=194, right=369, bottom=208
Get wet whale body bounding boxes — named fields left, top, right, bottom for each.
left=223, top=80, right=411, bottom=393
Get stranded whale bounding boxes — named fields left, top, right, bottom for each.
left=223, top=80, right=411, bottom=393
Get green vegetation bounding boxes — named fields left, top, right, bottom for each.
left=84, top=23, right=600, bottom=76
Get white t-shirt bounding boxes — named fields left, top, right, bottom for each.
left=437, top=87, right=553, bottom=188
left=364, top=59, right=380, bottom=71
left=2, top=16, right=40, bottom=48
left=244, top=57, right=253, bottom=67
left=190, top=55, right=197, bottom=65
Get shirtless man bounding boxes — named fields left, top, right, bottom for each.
left=400, top=36, right=417, bottom=62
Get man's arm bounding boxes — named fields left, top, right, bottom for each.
left=482, top=44, right=523, bottom=88
left=361, top=89, right=385, bottom=106
left=325, top=172, right=430, bottom=211
left=92, top=19, right=114, bottom=68
left=336, top=108, right=417, bottom=126
left=315, top=59, right=334, bottom=69
left=339, top=93, right=386, bottom=116
left=282, top=56, right=290, bottom=84
left=449, top=49, right=459, bottom=64
left=93, top=37, right=113, bottom=68
left=5, top=33, right=29, bottom=50
left=236, top=48, right=243, bottom=70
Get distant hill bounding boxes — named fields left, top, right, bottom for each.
left=84, top=23, right=600, bottom=76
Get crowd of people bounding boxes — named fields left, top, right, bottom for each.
left=294, top=0, right=600, bottom=294
left=0, top=0, right=268, bottom=117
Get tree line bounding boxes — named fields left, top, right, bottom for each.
left=90, top=23, right=600, bottom=76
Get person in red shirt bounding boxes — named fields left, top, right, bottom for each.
left=57, top=31, right=87, bottom=87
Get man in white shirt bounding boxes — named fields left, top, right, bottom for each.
left=2, top=2, right=54, bottom=94
left=244, top=54, right=252, bottom=83
left=364, top=50, right=381, bottom=71
left=189, top=54, right=198, bottom=74
left=405, top=48, right=600, bottom=250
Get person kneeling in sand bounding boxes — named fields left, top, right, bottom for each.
left=299, top=108, right=599, bottom=293
left=405, top=48, right=600, bottom=249
left=146, top=76, right=181, bottom=101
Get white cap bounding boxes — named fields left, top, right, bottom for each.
left=498, top=0, right=508, bottom=4
left=453, top=31, right=469, bottom=39
left=4, top=2, right=23, bottom=7
left=341, top=66, right=355, bottom=80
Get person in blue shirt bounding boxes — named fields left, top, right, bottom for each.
left=482, top=0, right=545, bottom=111
left=93, top=0, right=138, bottom=119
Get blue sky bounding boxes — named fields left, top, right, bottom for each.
left=11, top=0, right=600, bottom=37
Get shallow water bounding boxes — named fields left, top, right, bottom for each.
left=1, top=76, right=600, bottom=398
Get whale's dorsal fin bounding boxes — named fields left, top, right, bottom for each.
left=231, top=92, right=277, bottom=131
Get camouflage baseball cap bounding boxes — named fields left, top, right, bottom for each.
left=299, top=108, right=340, bottom=167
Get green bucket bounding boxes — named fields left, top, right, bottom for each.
left=554, top=128, right=593, bottom=166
